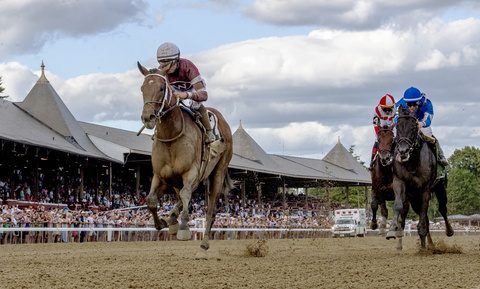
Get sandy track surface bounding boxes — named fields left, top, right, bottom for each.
left=1, top=235, right=479, bottom=289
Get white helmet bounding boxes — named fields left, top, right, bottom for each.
left=156, top=42, right=180, bottom=62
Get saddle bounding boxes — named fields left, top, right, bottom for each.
left=419, top=131, right=436, bottom=144
left=419, top=131, right=447, bottom=181
left=179, top=104, right=224, bottom=161
left=179, top=105, right=220, bottom=139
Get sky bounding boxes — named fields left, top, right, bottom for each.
left=1, top=0, right=480, bottom=164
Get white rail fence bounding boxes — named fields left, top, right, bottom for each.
left=1, top=226, right=478, bottom=244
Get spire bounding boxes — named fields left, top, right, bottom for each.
left=239, top=119, right=243, bottom=129
left=38, top=61, right=49, bottom=83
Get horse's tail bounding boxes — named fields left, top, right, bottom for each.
left=222, top=172, right=234, bottom=198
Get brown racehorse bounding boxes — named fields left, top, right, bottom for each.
left=137, top=62, right=233, bottom=254
left=387, top=106, right=453, bottom=250
left=370, top=126, right=395, bottom=235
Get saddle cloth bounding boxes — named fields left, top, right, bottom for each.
left=179, top=105, right=221, bottom=139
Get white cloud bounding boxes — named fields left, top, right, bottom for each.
left=2, top=12, right=480, bottom=163
left=0, top=0, right=147, bottom=58
left=244, top=0, right=479, bottom=29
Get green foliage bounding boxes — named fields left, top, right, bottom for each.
left=309, top=185, right=368, bottom=208
left=349, top=144, right=366, bottom=167
left=447, top=146, right=480, bottom=215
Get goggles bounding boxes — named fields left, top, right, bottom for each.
left=407, top=101, right=419, bottom=107
left=382, top=107, right=393, bottom=113
left=158, top=59, right=176, bottom=68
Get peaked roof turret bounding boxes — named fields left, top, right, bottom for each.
left=322, top=138, right=360, bottom=172
left=15, top=62, right=105, bottom=156
left=232, top=123, right=278, bottom=168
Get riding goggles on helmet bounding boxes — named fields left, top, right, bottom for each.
left=407, top=101, right=420, bottom=107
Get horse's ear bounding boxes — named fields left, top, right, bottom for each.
left=398, top=105, right=407, bottom=115
left=137, top=61, right=149, bottom=76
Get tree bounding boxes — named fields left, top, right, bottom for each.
left=348, top=144, right=366, bottom=167
left=447, top=146, right=480, bottom=215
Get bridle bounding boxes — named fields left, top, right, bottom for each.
left=143, top=73, right=179, bottom=119
left=395, top=114, right=419, bottom=155
left=377, top=127, right=394, bottom=166
left=377, top=127, right=394, bottom=156
left=142, top=73, right=184, bottom=142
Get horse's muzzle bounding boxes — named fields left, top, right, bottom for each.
left=142, top=114, right=156, bottom=129
left=396, top=152, right=410, bottom=163
left=380, top=155, right=393, bottom=166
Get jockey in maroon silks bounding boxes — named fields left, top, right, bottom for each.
left=156, top=42, right=216, bottom=143
left=371, top=94, right=395, bottom=167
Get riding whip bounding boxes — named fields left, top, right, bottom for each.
left=137, top=125, right=146, bottom=136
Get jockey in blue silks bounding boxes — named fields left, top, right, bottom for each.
left=394, top=86, right=449, bottom=173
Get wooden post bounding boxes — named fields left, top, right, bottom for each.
left=135, top=165, right=141, bottom=198
left=282, top=179, right=287, bottom=209
left=79, top=166, right=84, bottom=202
left=364, top=185, right=369, bottom=211
left=33, top=158, right=39, bottom=201
left=241, top=179, right=246, bottom=205
left=109, top=162, right=112, bottom=200
left=304, top=187, right=308, bottom=207
left=256, top=182, right=262, bottom=205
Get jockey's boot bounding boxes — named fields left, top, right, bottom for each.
left=435, top=140, right=448, bottom=180
left=197, top=104, right=216, bottom=144
left=435, top=140, right=449, bottom=167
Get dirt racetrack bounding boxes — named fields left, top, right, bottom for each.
left=1, top=235, right=479, bottom=289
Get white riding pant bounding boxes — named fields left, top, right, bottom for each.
left=420, top=126, right=433, bottom=137
left=187, top=99, right=201, bottom=110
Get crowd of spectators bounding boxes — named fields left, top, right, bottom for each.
left=1, top=176, right=145, bottom=210
left=4, top=177, right=476, bottom=245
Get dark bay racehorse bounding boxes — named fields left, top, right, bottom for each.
left=387, top=106, right=453, bottom=250
left=137, top=62, right=233, bottom=254
left=370, top=126, right=395, bottom=235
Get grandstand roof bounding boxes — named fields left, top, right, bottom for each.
left=15, top=63, right=109, bottom=160
left=230, top=125, right=370, bottom=185
left=0, top=63, right=370, bottom=185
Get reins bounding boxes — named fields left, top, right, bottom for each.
left=396, top=114, right=420, bottom=155
left=143, top=73, right=185, bottom=142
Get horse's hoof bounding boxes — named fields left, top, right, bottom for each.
left=155, top=218, right=168, bottom=231
left=386, top=231, right=396, bottom=240
left=168, top=223, right=179, bottom=235
left=446, top=227, right=454, bottom=237
left=370, top=222, right=378, bottom=230
left=176, top=229, right=191, bottom=241
left=200, top=240, right=210, bottom=251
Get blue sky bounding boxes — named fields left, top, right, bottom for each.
left=1, top=0, right=480, bottom=164
left=11, top=1, right=314, bottom=78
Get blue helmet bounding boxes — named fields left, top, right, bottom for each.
left=403, top=86, right=422, bottom=102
